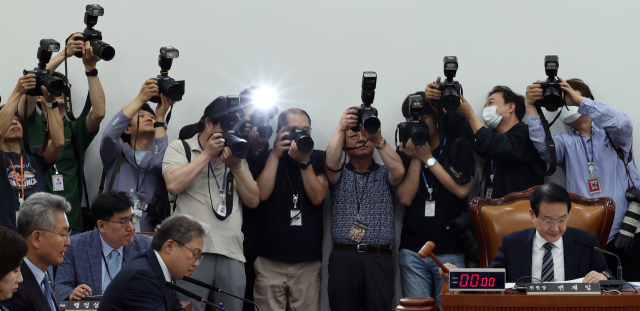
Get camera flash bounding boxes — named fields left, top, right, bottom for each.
left=86, top=4, right=104, bottom=16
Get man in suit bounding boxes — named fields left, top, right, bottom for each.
left=97, top=214, right=207, bottom=311
left=3, top=193, right=72, bottom=311
left=441, top=183, right=612, bottom=283
left=54, top=191, right=152, bottom=301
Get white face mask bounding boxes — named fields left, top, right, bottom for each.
left=482, top=105, right=509, bottom=130
left=560, top=106, right=581, bottom=124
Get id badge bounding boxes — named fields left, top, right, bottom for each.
left=486, top=186, right=493, bottom=198
left=348, top=219, right=368, bottom=243
left=588, top=177, right=602, bottom=194
left=290, top=209, right=302, bottom=226
left=425, top=201, right=435, bottom=217
left=52, top=174, right=64, bottom=192
left=216, top=202, right=227, bottom=217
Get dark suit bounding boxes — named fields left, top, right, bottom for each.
left=490, top=227, right=611, bottom=282
left=97, top=248, right=185, bottom=311
left=2, top=262, right=61, bottom=311
left=53, top=228, right=152, bottom=301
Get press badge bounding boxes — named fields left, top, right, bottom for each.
left=425, top=201, right=435, bottom=217
left=290, top=210, right=302, bottom=226
left=588, top=177, right=601, bottom=194
left=52, top=175, right=64, bottom=192
left=486, top=186, right=493, bottom=198
left=216, top=202, right=227, bottom=217
left=348, top=219, right=368, bottom=243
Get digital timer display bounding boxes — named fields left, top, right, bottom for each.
left=449, top=268, right=506, bottom=292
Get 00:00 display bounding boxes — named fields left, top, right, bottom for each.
left=458, top=274, right=495, bottom=287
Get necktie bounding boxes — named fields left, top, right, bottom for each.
left=104, top=249, right=121, bottom=289
left=42, top=273, right=56, bottom=311
left=541, top=242, right=555, bottom=282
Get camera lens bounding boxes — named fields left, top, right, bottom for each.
left=410, top=126, right=429, bottom=146
left=225, top=134, right=249, bottom=159
left=441, top=87, right=461, bottom=111
left=164, top=81, right=185, bottom=101
left=257, top=125, right=273, bottom=139
left=295, top=136, right=314, bottom=154
left=543, top=85, right=562, bottom=111
left=92, top=40, right=115, bottom=61
left=42, top=75, right=65, bottom=97
left=361, top=109, right=380, bottom=134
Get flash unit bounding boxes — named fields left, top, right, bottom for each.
left=41, top=39, right=60, bottom=53
left=86, top=4, right=104, bottom=16
left=161, top=46, right=179, bottom=59
left=252, top=87, right=276, bottom=109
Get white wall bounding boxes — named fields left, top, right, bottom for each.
left=3, top=1, right=640, bottom=309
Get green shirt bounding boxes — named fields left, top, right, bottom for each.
left=21, top=111, right=98, bottom=231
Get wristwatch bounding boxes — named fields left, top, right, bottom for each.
left=46, top=101, right=59, bottom=109
left=153, top=122, right=166, bottom=129
left=300, top=162, right=310, bottom=170
left=602, top=270, right=613, bottom=280
left=374, top=139, right=387, bottom=150
left=85, top=68, right=98, bottom=77
left=424, top=157, right=437, bottom=168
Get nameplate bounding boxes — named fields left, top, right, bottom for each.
left=61, top=301, right=100, bottom=310
left=526, top=282, right=601, bottom=295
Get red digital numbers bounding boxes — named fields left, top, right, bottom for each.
left=458, top=274, right=496, bottom=288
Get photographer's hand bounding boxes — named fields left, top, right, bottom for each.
left=123, top=80, right=159, bottom=118
left=289, top=140, right=311, bottom=163
left=155, top=94, right=175, bottom=122
left=249, top=127, right=269, bottom=151
left=271, top=127, right=291, bottom=159
left=525, top=82, right=543, bottom=116
left=558, top=76, right=584, bottom=106
left=457, top=95, right=483, bottom=134
left=41, top=86, right=65, bottom=163
left=82, top=40, right=101, bottom=70
left=221, top=146, right=260, bottom=208
left=424, top=77, right=442, bottom=105
left=221, top=147, right=242, bottom=171
left=15, top=75, right=37, bottom=95
left=339, top=109, right=359, bottom=132
left=414, top=140, right=433, bottom=163
left=203, top=133, right=225, bottom=162
left=46, top=34, right=84, bottom=72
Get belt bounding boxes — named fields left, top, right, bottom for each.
left=333, top=243, right=393, bottom=254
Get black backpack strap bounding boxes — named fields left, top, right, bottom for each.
left=99, top=153, right=125, bottom=195
left=171, top=140, right=192, bottom=214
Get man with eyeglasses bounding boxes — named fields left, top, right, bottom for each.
left=98, top=214, right=207, bottom=311
left=53, top=191, right=152, bottom=301
left=440, top=183, right=612, bottom=283
left=3, top=192, right=71, bottom=311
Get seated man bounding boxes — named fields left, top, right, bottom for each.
left=54, top=191, right=152, bottom=301
left=97, top=214, right=207, bottom=311
left=440, top=183, right=612, bottom=283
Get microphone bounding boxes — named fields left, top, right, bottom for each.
left=573, top=239, right=626, bottom=289
left=182, top=276, right=260, bottom=311
left=165, top=282, right=225, bottom=311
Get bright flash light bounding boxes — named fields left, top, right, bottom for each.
left=253, top=87, right=276, bottom=109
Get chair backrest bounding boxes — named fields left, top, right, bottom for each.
left=470, top=186, right=616, bottom=268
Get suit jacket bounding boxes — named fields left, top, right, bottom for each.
left=2, top=261, right=62, bottom=311
left=53, top=228, right=152, bottom=301
left=97, top=247, right=185, bottom=311
left=489, top=227, right=611, bottom=282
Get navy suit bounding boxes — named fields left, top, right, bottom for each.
left=97, top=247, right=185, bottom=311
left=53, top=228, right=152, bottom=301
left=2, top=262, right=62, bottom=311
left=489, top=227, right=611, bottom=282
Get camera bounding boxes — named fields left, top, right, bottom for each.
left=221, top=96, right=250, bottom=159
left=25, top=39, right=65, bottom=97
left=444, top=211, right=479, bottom=263
left=73, top=4, right=115, bottom=61
left=349, top=71, right=380, bottom=134
left=284, top=126, right=314, bottom=154
left=615, top=187, right=640, bottom=254
left=242, top=87, right=277, bottom=139
left=397, top=95, right=430, bottom=148
left=150, top=46, right=185, bottom=103
left=534, top=55, right=562, bottom=111
left=433, top=56, right=463, bottom=111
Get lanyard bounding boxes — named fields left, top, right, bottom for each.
left=489, top=160, right=496, bottom=184
left=421, top=136, right=446, bottom=201
left=198, top=139, right=226, bottom=194
left=284, top=165, right=302, bottom=209
left=354, top=171, right=371, bottom=214
left=579, top=136, right=596, bottom=177
left=8, top=153, right=25, bottom=202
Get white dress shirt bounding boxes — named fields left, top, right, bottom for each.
left=99, top=233, right=124, bottom=287
left=154, top=250, right=171, bottom=282
left=532, top=230, right=565, bottom=282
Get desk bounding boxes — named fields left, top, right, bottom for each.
left=440, top=281, right=640, bottom=310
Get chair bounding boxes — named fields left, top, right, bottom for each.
left=470, top=185, right=615, bottom=268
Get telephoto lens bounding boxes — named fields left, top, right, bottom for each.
left=615, top=187, right=640, bottom=254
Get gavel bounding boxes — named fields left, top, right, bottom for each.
left=418, top=241, right=449, bottom=273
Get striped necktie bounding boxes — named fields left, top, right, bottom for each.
left=541, top=242, right=555, bottom=282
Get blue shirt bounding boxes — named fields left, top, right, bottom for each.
left=528, top=97, right=640, bottom=242
left=330, top=161, right=395, bottom=245
left=99, top=234, right=124, bottom=289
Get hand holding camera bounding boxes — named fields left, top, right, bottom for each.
left=339, top=109, right=359, bottom=133
left=155, top=94, right=176, bottom=122
left=203, top=133, right=225, bottom=161
left=64, top=34, right=84, bottom=59
left=361, top=124, right=383, bottom=145
left=271, top=128, right=291, bottom=159
left=424, top=77, right=442, bottom=105
left=557, top=77, right=584, bottom=107
left=455, top=95, right=474, bottom=119
left=401, top=138, right=432, bottom=163
left=73, top=4, right=115, bottom=61
left=248, top=127, right=269, bottom=150
left=289, top=140, right=312, bottom=164
left=82, top=40, right=101, bottom=70
left=14, top=75, right=37, bottom=96
left=221, top=146, right=242, bottom=171
left=135, top=80, right=160, bottom=104
left=525, top=82, right=543, bottom=107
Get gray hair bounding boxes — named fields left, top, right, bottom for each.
left=151, top=214, right=208, bottom=251
left=17, top=193, right=71, bottom=238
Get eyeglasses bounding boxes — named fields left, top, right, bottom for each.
left=175, top=241, right=203, bottom=264
left=347, top=131, right=362, bottom=139
left=37, top=228, right=72, bottom=241
left=102, top=218, right=137, bottom=228
left=539, top=217, right=570, bottom=226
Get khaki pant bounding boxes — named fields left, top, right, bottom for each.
left=253, top=256, right=321, bottom=311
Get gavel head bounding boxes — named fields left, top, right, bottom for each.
left=418, top=241, right=435, bottom=259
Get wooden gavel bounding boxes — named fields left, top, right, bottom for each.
left=418, top=241, right=449, bottom=273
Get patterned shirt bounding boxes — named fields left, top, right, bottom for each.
left=330, top=161, right=395, bottom=245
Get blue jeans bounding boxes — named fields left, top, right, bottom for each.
left=398, top=249, right=465, bottom=308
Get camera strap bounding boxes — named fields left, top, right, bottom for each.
left=62, top=38, right=91, bottom=123
left=535, top=105, right=557, bottom=176
left=22, top=97, right=50, bottom=157
left=606, top=132, right=636, bottom=189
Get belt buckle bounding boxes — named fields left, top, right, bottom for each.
left=356, top=244, right=366, bottom=253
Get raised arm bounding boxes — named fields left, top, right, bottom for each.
left=82, top=40, right=106, bottom=134
left=40, top=87, right=65, bottom=163
left=0, top=76, right=36, bottom=148
left=45, top=34, right=84, bottom=73
left=525, top=82, right=567, bottom=165
left=288, top=141, right=329, bottom=206
left=363, top=125, right=405, bottom=187
left=221, top=148, right=260, bottom=208
left=256, top=128, right=290, bottom=201
left=396, top=148, right=421, bottom=206
left=325, top=109, right=358, bottom=184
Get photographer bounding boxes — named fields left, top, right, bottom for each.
left=395, top=92, right=474, bottom=308
left=162, top=96, right=259, bottom=311
left=426, top=79, right=545, bottom=198
left=18, top=33, right=105, bottom=235
left=252, top=108, right=328, bottom=311
left=0, top=75, right=65, bottom=230
left=324, top=108, right=404, bottom=311
left=100, top=80, right=174, bottom=232
left=525, top=77, right=640, bottom=280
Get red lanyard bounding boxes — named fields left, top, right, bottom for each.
left=8, top=153, right=24, bottom=201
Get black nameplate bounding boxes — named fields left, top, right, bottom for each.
left=61, top=301, right=100, bottom=310
left=526, top=282, right=601, bottom=295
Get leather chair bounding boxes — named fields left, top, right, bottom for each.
left=470, top=185, right=615, bottom=268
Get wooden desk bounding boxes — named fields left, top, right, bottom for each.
left=181, top=301, right=192, bottom=311
left=440, top=281, right=640, bottom=310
